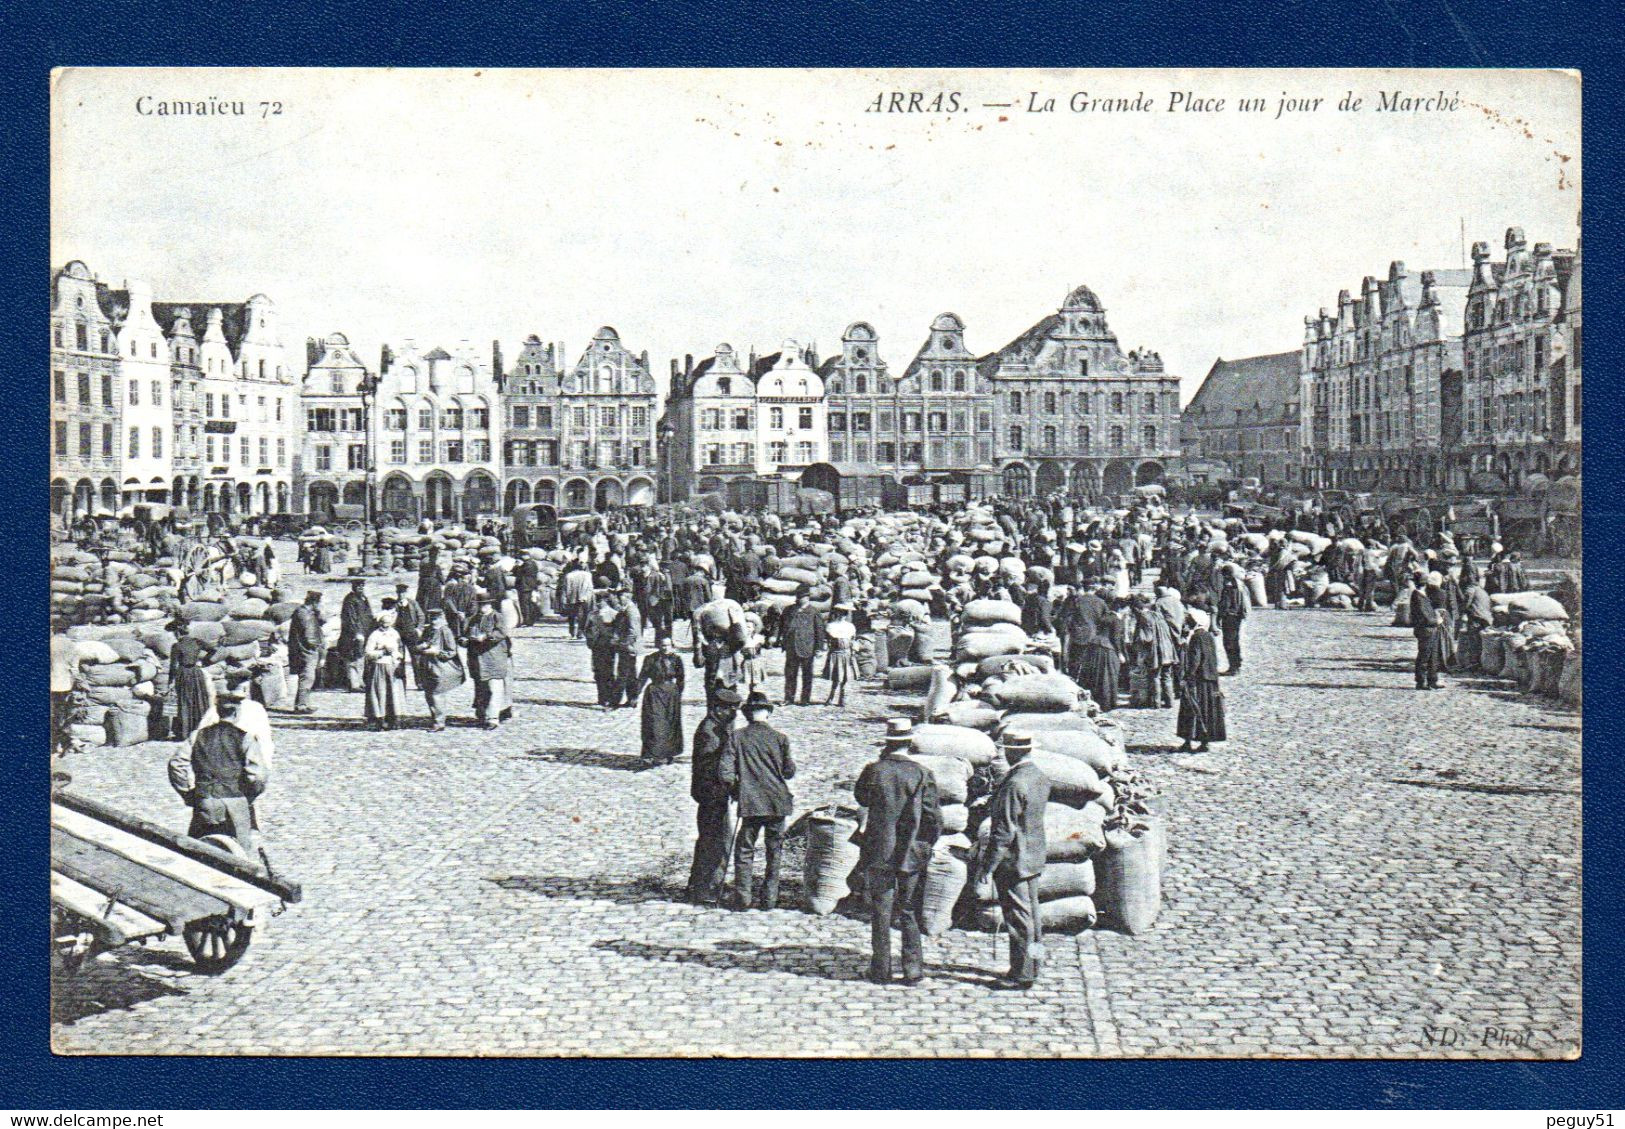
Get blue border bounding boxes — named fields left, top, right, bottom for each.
left=4, top=0, right=1620, bottom=1109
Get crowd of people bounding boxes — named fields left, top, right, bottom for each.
left=54, top=487, right=1574, bottom=990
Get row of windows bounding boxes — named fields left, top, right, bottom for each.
left=501, top=441, right=651, bottom=468
left=701, top=440, right=818, bottom=466
left=1007, top=390, right=1170, bottom=415
left=828, top=438, right=995, bottom=466
left=1468, top=288, right=1553, bottom=331
left=1464, top=335, right=1548, bottom=387
left=50, top=371, right=286, bottom=423
left=1005, top=424, right=1157, bottom=452
left=826, top=370, right=971, bottom=395
left=830, top=410, right=987, bottom=434
left=53, top=423, right=286, bottom=468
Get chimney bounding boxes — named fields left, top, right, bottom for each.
left=641, top=350, right=650, bottom=371
left=380, top=344, right=394, bottom=374
left=492, top=338, right=504, bottom=379
left=306, top=337, right=321, bottom=371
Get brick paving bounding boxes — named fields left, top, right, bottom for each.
left=52, top=571, right=1580, bottom=1058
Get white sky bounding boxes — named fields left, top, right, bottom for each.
left=52, top=68, right=1580, bottom=402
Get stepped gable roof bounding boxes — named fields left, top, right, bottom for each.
left=975, top=312, right=1063, bottom=380
left=1185, top=351, right=1300, bottom=425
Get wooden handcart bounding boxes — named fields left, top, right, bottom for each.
left=51, top=790, right=302, bottom=976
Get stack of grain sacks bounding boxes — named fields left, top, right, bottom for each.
left=1480, top=590, right=1575, bottom=702
left=64, top=626, right=166, bottom=747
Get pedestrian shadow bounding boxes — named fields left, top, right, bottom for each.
left=519, top=747, right=660, bottom=772
left=513, top=697, right=615, bottom=711
left=1258, top=682, right=1388, bottom=691
left=515, top=676, right=597, bottom=684
left=592, top=937, right=869, bottom=982
left=1388, top=776, right=1579, bottom=798
left=489, top=873, right=684, bottom=904
left=1127, top=743, right=1188, bottom=757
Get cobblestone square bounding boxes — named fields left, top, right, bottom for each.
left=51, top=572, right=1581, bottom=1058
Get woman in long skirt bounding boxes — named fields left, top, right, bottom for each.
left=1176, top=610, right=1226, bottom=751
left=363, top=611, right=403, bottom=730
left=1077, top=588, right=1123, bottom=712
left=634, top=634, right=685, bottom=764
left=822, top=604, right=858, bottom=706
left=168, top=626, right=215, bottom=740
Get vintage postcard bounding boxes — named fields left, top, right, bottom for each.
left=48, top=67, right=1580, bottom=1058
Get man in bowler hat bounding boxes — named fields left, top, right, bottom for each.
left=685, top=686, right=741, bottom=905
left=972, top=729, right=1050, bottom=989
left=718, top=691, right=795, bottom=910
left=853, top=718, right=942, bottom=984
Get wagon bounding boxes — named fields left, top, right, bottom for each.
left=51, top=789, right=302, bottom=976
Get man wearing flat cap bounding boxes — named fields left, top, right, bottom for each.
left=719, top=691, right=795, bottom=910
left=853, top=719, right=941, bottom=984
left=168, top=690, right=268, bottom=854
left=685, top=687, right=741, bottom=905
left=337, top=578, right=375, bottom=691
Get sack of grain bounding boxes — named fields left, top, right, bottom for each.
left=1028, top=749, right=1106, bottom=808
left=1493, top=592, right=1570, bottom=622
left=901, top=587, right=934, bottom=605
left=920, top=846, right=967, bottom=937
left=245, top=585, right=276, bottom=603
left=81, top=664, right=137, bottom=688
left=187, top=620, right=227, bottom=647
left=975, top=652, right=1054, bottom=680
left=885, top=665, right=936, bottom=693
left=224, top=596, right=270, bottom=619
left=216, top=641, right=261, bottom=663
left=1036, top=858, right=1096, bottom=901
left=910, top=754, right=973, bottom=804
left=104, top=706, right=151, bottom=747
left=265, top=602, right=300, bottom=625
left=181, top=601, right=229, bottom=622
left=70, top=722, right=107, bottom=747
left=84, top=684, right=135, bottom=707
left=73, top=639, right=122, bottom=665
left=976, top=894, right=1098, bottom=934
left=762, top=577, right=801, bottom=595
left=941, top=700, right=1000, bottom=731
left=963, top=599, right=1023, bottom=628
left=1558, top=651, right=1581, bottom=705
left=802, top=811, right=861, bottom=916
left=984, top=672, right=1080, bottom=713
left=777, top=566, right=821, bottom=587
left=1095, top=818, right=1164, bottom=934
left=1479, top=631, right=1506, bottom=674
left=910, top=723, right=997, bottom=766
left=1323, top=582, right=1356, bottom=598
left=954, top=624, right=1030, bottom=662
left=939, top=803, right=969, bottom=835
left=221, top=619, right=276, bottom=646
left=1046, top=802, right=1108, bottom=862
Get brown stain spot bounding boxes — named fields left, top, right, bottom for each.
left=998, top=115, right=1008, bottom=122
left=885, top=144, right=895, bottom=150
left=772, top=187, right=779, bottom=193
left=572, top=815, right=581, bottom=823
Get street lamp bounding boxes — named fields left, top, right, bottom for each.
left=359, top=369, right=379, bottom=572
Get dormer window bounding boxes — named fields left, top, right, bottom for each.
left=717, top=377, right=731, bottom=396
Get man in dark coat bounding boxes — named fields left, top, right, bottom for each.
left=972, top=729, right=1050, bottom=989
left=440, top=563, right=478, bottom=641
left=515, top=554, right=543, bottom=626
left=167, top=692, right=268, bottom=853
left=416, top=546, right=444, bottom=612
left=287, top=590, right=325, bottom=713
left=718, top=691, right=795, bottom=910
left=465, top=593, right=513, bottom=727
left=677, top=567, right=713, bottom=645
left=392, top=581, right=425, bottom=692
left=853, top=719, right=942, bottom=985
left=780, top=593, right=825, bottom=706
left=337, top=579, right=375, bottom=691
left=1214, top=557, right=1249, bottom=675
left=610, top=588, right=643, bottom=709
left=685, top=687, right=740, bottom=905
left=642, top=564, right=675, bottom=642
left=1410, top=572, right=1444, bottom=690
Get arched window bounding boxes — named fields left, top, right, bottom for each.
left=1110, top=424, right=1124, bottom=449
left=1044, top=391, right=1057, bottom=414
left=1144, top=392, right=1157, bottom=412
left=1009, top=391, right=1023, bottom=413
left=952, top=370, right=966, bottom=391
left=1143, top=424, right=1157, bottom=448
left=1111, top=392, right=1123, bottom=413
left=855, top=374, right=867, bottom=394
left=1043, top=425, right=1057, bottom=449
left=829, top=377, right=843, bottom=395
left=1078, top=424, right=1090, bottom=450
left=930, top=370, right=944, bottom=391
left=1008, top=424, right=1024, bottom=450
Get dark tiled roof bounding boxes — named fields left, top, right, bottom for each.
left=746, top=351, right=783, bottom=382
left=98, top=288, right=251, bottom=357
left=1184, top=351, right=1301, bottom=426
left=975, top=312, right=1063, bottom=380
left=423, top=346, right=453, bottom=361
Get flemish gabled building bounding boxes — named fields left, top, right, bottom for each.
left=1551, top=225, right=1581, bottom=463
left=297, top=332, right=372, bottom=519
left=821, top=316, right=995, bottom=489
left=554, top=327, right=659, bottom=511
left=497, top=335, right=565, bottom=513
left=1300, top=262, right=1470, bottom=491
left=1459, top=227, right=1577, bottom=487
left=981, top=285, right=1182, bottom=497
left=370, top=340, right=504, bottom=520
left=1182, top=351, right=1301, bottom=486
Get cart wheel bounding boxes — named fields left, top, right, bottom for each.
left=183, top=916, right=253, bottom=974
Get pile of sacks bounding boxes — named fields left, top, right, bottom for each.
left=1478, top=590, right=1577, bottom=704
left=62, top=624, right=169, bottom=748
left=51, top=546, right=184, bottom=627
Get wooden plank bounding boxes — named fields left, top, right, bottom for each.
left=52, top=828, right=233, bottom=931
left=51, top=871, right=168, bottom=946
left=53, top=791, right=302, bottom=902
left=53, top=806, right=285, bottom=917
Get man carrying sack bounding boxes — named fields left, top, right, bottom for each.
left=853, top=719, right=942, bottom=985
left=972, top=729, right=1050, bottom=990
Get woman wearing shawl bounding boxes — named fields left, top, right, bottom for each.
left=633, top=634, right=686, bottom=764
left=167, top=620, right=215, bottom=739
left=1074, top=585, right=1123, bottom=712
left=363, top=609, right=403, bottom=730
left=1176, top=608, right=1226, bottom=752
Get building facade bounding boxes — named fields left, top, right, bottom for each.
left=663, top=340, right=827, bottom=501
left=550, top=327, right=659, bottom=511
left=821, top=316, right=995, bottom=485
left=367, top=340, right=505, bottom=521
left=498, top=336, right=565, bottom=512
left=51, top=261, right=295, bottom=519
left=1551, top=226, right=1581, bottom=464
left=1458, top=227, right=1577, bottom=487
left=982, top=286, right=1182, bottom=497
left=1300, top=262, right=1470, bottom=491
left=1181, top=351, right=1301, bottom=486
left=297, top=332, right=373, bottom=519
